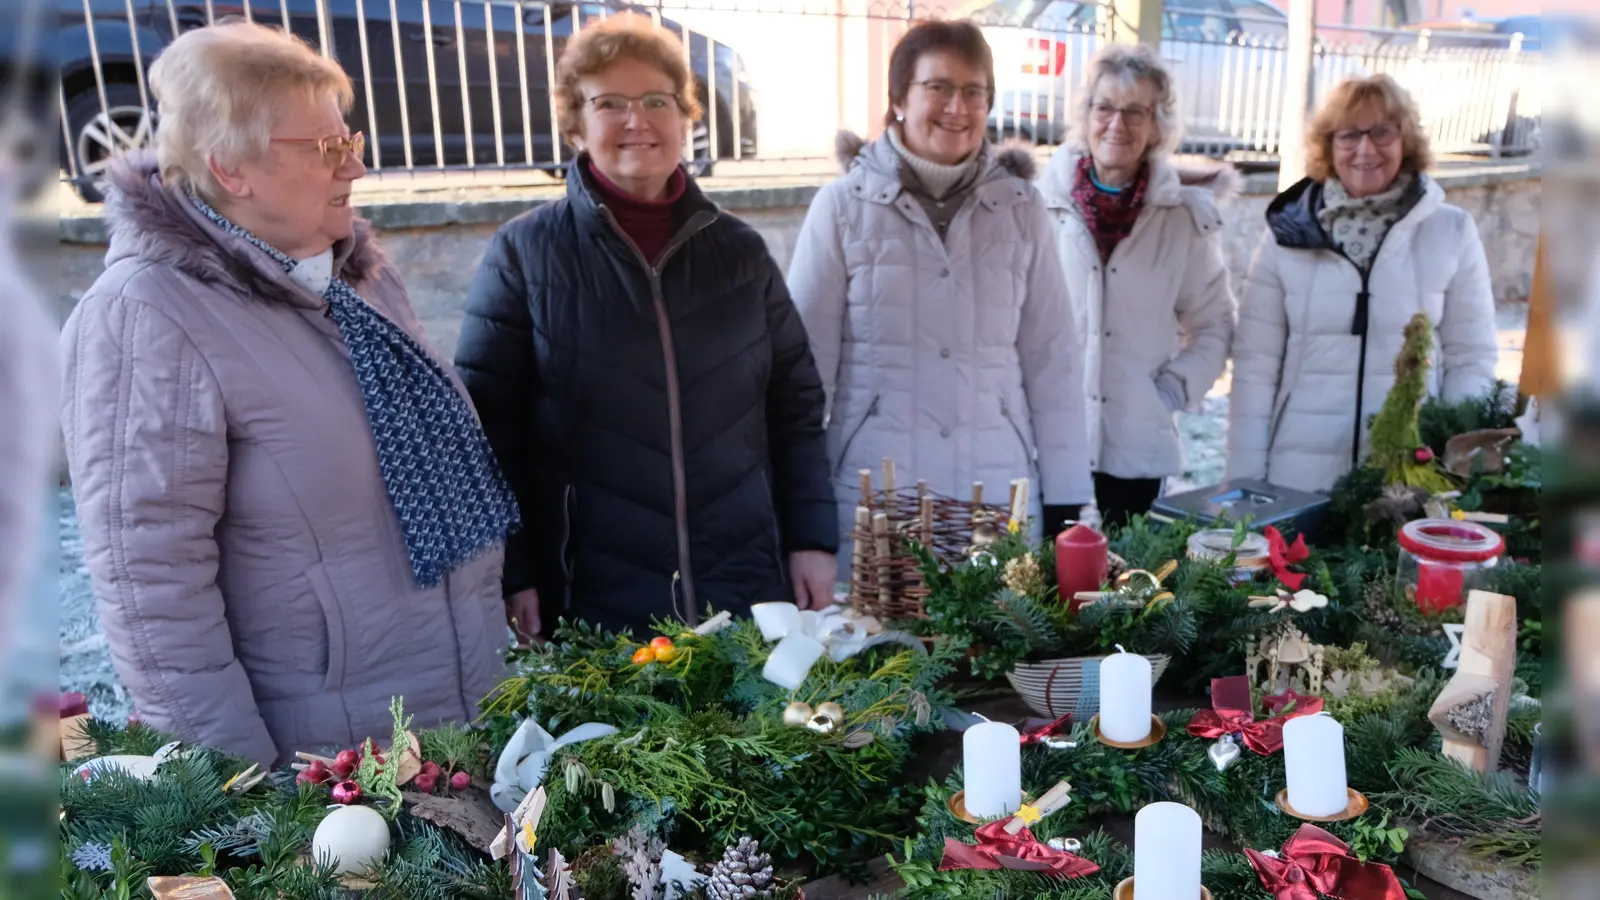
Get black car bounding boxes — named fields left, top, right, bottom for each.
left=56, top=0, right=759, bottom=200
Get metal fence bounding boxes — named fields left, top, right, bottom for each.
left=56, top=0, right=1539, bottom=197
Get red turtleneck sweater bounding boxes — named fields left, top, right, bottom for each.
left=585, top=159, right=688, bottom=265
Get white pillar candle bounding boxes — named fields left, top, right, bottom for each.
left=1134, top=802, right=1202, bottom=900
left=1097, top=645, right=1152, bottom=743
left=962, top=721, right=1022, bottom=819
left=1283, top=712, right=1349, bottom=817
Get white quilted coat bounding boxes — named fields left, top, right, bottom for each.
left=788, top=132, right=1093, bottom=568
left=1226, top=174, right=1500, bottom=492
left=1037, top=148, right=1238, bottom=480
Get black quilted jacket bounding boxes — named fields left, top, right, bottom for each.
left=454, top=158, right=837, bottom=635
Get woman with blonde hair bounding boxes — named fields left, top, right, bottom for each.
left=1227, top=74, right=1498, bottom=492
left=61, top=21, right=519, bottom=766
left=1038, top=43, right=1237, bottom=529
left=455, top=14, right=837, bottom=637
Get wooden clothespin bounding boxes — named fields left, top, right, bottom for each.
left=1003, top=780, right=1073, bottom=835
left=1248, top=591, right=1290, bottom=614
left=492, top=786, right=548, bottom=860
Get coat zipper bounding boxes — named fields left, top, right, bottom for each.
left=597, top=204, right=718, bottom=626
left=1000, top=400, right=1033, bottom=460
left=559, top=484, right=575, bottom=611
left=833, top=394, right=881, bottom=477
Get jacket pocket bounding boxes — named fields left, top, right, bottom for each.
left=304, top=563, right=347, bottom=692
left=559, top=484, right=575, bottom=611
left=1268, top=390, right=1293, bottom=452
left=1001, top=400, right=1036, bottom=461
left=833, top=394, right=881, bottom=478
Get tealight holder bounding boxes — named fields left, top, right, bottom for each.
left=947, top=790, right=1033, bottom=824
left=1114, top=876, right=1213, bottom=900
left=1089, top=714, right=1167, bottom=750
left=1274, top=787, right=1370, bottom=822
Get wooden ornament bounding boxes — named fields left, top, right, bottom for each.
left=146, top=876, right=236, bottom=899
left=1245, top=622, right=1326, bottom=695
left=60, top=714, right=95, bottom=761
left=1428, top=590, right=1517, bottom=772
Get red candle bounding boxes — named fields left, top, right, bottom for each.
left=1415, top=561, right=1466, bottom=614
left=1055, top=524, right=1109, bottom=613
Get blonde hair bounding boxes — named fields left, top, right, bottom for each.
left=148, top=20, right=352, bottom=200
left=1305, top=73, right=1432, bottom=182
left=554, top=13, right=700, bottom=143
left=1072, top=43, right=1181, bottom=157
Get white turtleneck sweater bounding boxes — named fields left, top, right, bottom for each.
left=290, top=248, right=334, bottom=296
left=885, top=125, right=980, bottom=200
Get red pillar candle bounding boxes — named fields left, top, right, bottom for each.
left=1056, top=524, right=1109, bottom=613
left=1415, top=561, right=1466, bottom=615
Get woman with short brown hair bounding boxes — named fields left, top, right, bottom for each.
left=456, top=14, right=837, bottom=637
left=1227, top=74, right=1498, bottom=492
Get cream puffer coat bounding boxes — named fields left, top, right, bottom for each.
left=789, top=132, right=1093, bottom=567
left=1038, top=148, right=1239, bottom=480
left=1226, top=174, right=1500, bottom=492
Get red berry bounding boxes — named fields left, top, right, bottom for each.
left=413, top=772, right=438, bottom=794
left=1414, top=446, right=1435, bottom=463
left=450, top=770, right=471, bottom=792
left=335, top=749, right=360, bottom=769
left=420, top=760, right=442, bottom=778
left=303, top=760, right=331, bottom=784
left=330, top=780, right=363, bottom=805
left=296, top=768, right=321, bottom=786
left=330, top=759, right=355, bottom=779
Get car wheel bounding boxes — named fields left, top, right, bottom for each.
left=64, top=84, right=154, bottom=203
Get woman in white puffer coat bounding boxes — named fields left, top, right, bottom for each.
left=1038, top=43, right=1238, bottom=530
left=1227, top=74, right=1499, bottom=493
left=789, top=20, right=1093, bottom=576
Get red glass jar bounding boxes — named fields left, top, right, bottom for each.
left=1396, top=519, right=1505, bottom=614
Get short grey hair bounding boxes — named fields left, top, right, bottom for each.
left=1071, top=43, right=1182, bottom=158
left=148, top=20, right=353, bottom=200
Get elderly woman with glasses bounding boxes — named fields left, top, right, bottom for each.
left=789, top=20, right=1091, bottom=565
left=61, top=22, right=519, bottom=767
left=1227, top=74, right=1498, bottom=492
left=1038, top=43, right=1238, bottom=530
left=455, top=15, right=837, bottom=638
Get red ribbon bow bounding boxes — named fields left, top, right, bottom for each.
left=1264, top=526, right=1310, bottom=591
left=1245, top=824, right=1406, bottom=900
left=1019, top=714, right=1072, bottom=746
left=1187, top=675, right=1323, bottom=755
left=939, top=819, right=1101, bottom=878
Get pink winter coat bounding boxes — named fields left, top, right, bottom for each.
left=61, top=154, right=508, bottom=767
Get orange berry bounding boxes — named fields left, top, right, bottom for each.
left=632, top=646, right=657, bottom=665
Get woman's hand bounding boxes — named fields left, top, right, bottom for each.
left=506, top=588, right=543, bottom=645
left=788, top=550, right=838, bottom=610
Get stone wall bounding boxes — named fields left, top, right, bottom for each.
left=57, top=166, right=1539, bottom=361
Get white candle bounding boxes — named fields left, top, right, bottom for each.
left=1283, top=713, right=1349, bottom=817
left=962, top=721, right=1022, bottom=819
left=1134, top=802, right=1202, bottom=900
left=1098, top=645, right=1152, bottom=743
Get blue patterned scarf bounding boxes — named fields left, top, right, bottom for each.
left=190, top=194, right=521, bottom=588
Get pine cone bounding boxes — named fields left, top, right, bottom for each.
left=706, top=837, right=775, bottom=900
left=1003, top=553, right=1044, bottom=597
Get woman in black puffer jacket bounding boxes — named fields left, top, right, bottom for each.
left=455, top=15, right=837, bottom=639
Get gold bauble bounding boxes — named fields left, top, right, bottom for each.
left=782, top=702, right=814, bottom=727
left=815, top=702, right=845, bottom=726
left=805, top=714, right=836, bottom=734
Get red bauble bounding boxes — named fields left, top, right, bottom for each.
left=299, top=760, right=331, bottom=784
left=330, top=780, right=362, bottom=805
left=1414, top=446, right=1435, bottom=463
left=450, top=770, right=471, bottom=792
left=420, top=760, right=442, bottom=778
left=412, top=772, right=438, bottom=794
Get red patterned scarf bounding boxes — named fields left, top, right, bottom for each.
left=1070, top=156, right=1149, bottom=263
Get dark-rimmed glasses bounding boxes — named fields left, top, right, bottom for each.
left=1092, top=102, right=1152, bottom=127
left=912, top=80, right=991, bottom=108
left=1333, top=123, right=1400, bottom=149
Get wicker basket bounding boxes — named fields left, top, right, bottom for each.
left=846, top=460, right=1013, bottom=622
left=1005, top=654, right=1173, bottom=719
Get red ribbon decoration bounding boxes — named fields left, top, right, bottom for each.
left=1019, top=714, right=1072, bottom=745
left=1264, top=525, right=1310, bottom=591
left=1245, top=824, right=1406, bottom=900
left=1187, top=675, right=1323, bottom=755
left=939, top=820, right=1102, bottom=878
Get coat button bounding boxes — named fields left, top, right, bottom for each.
left=940, top=268, right=950, bottom=278
left=940, top=427, right=951, bottom=438
left=1104, top=330, right=1112, bottom=338
left=940, top=348, right=951, bottom=359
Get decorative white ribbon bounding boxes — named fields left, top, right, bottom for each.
left=491, top=719, right=619, bottom=813
left=754, top=602, right=925, bottom=689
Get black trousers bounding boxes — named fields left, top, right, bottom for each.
left=1093, top=472, right=1163, bottom=532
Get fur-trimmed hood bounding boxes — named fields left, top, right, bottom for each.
left=833, top=129, right=1039, bottom=182
left=101, top=151, right=388, bottom=306
left=1036, top=146, right=1243, bottom=210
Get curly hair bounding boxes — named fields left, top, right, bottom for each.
left=1305, top=73, right=1432, bottom=182
left=554, top=13, right=701, bottom=142
left=1071, top=43, right=1182, bottom=157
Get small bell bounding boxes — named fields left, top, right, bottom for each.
left=782, top=702, right=814, bottom=727
left=805, top=714, right=836, bottom=735
left=815, top=702, right=845, bottom=727
left=1208, top=734, right=1242, bottom=772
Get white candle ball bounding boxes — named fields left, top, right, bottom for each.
left=1134, top=802, right=1202, bottom=900
left=1283, top=713, right=1349, bottom=818
left=962, top=721, right=1022, bottom=819
left=311, top=804, right=392, bottom=875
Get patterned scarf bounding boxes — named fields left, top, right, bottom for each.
left=1070, top=156, right=1149, bottom=263
left=1316, top=172, right=1414, bottom=274
left=190, top=195, right=521, bottom=588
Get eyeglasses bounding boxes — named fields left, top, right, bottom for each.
left=1333, top=123, right=1400, bottom=149
left=1092, top=102, right=1152, bottom=128
left=585, top=92, right=682, bottom=120
left=912, top=80, right=991, bottom=108
left=270, top=132, right=366, bottom=169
